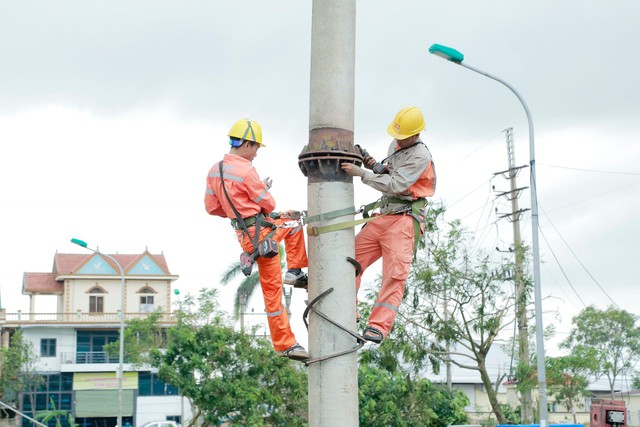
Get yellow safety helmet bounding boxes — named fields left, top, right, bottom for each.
left=228, top=118, right=264, bottom=147
left=386, top=106, right=425, bottom=140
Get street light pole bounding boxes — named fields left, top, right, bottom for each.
left=428, top=44, right=548, bottom=426
left=71, top=238, right=125, bottom=427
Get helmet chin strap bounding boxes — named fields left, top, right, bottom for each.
left=241, top=120, right=256, bottom=142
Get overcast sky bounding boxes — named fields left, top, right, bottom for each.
left=1, top=1, right=639, bottom=360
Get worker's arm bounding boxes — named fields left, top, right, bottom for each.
left=204, top=162, right=229, bottom=217
left=204, top=189, right=228, bottom=217
left=343, top=145, right=431, bottom=196
left=245, top=168, right=276, bottom=214
left=361, top=150, right=430, bottom=195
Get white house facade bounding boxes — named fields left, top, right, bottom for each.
left=0, top=250, right=193, bottom=427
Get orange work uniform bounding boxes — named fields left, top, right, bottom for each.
left=355, top=139, right=436, bottom=338
left=205, top=153, right=308, bottom=352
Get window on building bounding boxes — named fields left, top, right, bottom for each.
left=138, top=286, right=157, bottom=313
left=20, top=374, right=73, bottom=427
left=140, top=295, right=155, bottom=313
left=138, top=371, right=179, bottom=396
left=40, top=338, right=56, bottom=357
left=88, top=286, right=105, bottom=313
left=76, top=330, right=119, bottom=363
left=89, top=296, right=104, bottom=312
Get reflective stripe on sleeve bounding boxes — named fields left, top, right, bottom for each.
left=254, top=188, right=269, bottom=203
left=266, top=306, right=283, bottom=317
left=374, top=302, right=399, bottom=312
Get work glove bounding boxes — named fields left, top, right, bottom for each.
left=355, top=144, right=388, bottom=174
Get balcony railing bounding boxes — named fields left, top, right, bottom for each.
left=61, top=351, right=121, bottom=364
left=0, top=311, right=177, bottom=325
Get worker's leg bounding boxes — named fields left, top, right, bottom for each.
left=255, top=254, right=297, bottom=352
left=239, top=229, right=297, bottom=352
left=272, top=219, right=308, bottom=270
left=367, top=215, right=414, bottom=338
left=353, top=217, right=385, bottom=323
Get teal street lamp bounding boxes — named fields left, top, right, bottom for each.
left=428, top=43, right=549, bottom=426
left=71, top=238, right=126, bottom=427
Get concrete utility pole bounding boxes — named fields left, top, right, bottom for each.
left=298, top=1, right=359, bottom=426
left=498, top=128, right=533, bottom=423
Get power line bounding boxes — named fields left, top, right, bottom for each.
left=539, top=204, right=620, bottom=309
left=538, top=164, right=640, bottom=176
left=460, top=129, right=508, bottom=161
left=537, top=225, right=587, bottom=309
left=545, top=179, right=640, bottom=213
left=447, top=178, right=493, bottom=209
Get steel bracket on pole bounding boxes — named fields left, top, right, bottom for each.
left=303, top=287, right=365, bottom=365
left=298, top=127, right=361, bottom=183
left=493, top=164, right=528, bottom=179
left=494, top=186, right=529, bottom=201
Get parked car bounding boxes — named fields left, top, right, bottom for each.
left=141, top=421, right=180, bottom=427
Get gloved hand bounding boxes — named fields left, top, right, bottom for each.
left=263, top=177, right=273, bottom=189
left=355, top=144, right=388, bottom=174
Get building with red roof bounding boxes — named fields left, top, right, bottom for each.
left=0, top=250, right=192, bottom=427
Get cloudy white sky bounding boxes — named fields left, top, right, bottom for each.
left=1, top=1, right=639, bottom=359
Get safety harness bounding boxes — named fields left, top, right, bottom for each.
left=218, top=161, right=279, bottom=276
left=363, top=196, right=426, bottom=256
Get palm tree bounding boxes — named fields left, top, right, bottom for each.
left=220, top=245, right=287, bottom=319
left=36, top=398, right=78, bottom=427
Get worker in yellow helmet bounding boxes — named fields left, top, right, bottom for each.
left=341, top=106, right=437, bottom=344
left=205, top=118, right=309, bottom=361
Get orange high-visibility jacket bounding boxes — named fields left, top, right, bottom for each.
left=205, top=153, right=275, bottom=220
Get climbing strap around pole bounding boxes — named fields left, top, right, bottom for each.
left=300, top=196, right=427, bottom=244
left=303, top=206, right=358, bottom=224
left=307, top=216, right=380, bottom=236
left=304, top=203, right=384, bottom=236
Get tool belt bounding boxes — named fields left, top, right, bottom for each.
left=365, top=196, right=426, bottom=216
left=363, top=196, right=427, bottom=257
left=230, top=213, right=277, bottom=231
left=231, top=215, right=258, bottom=229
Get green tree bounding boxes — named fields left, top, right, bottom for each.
left=36, top=397, right=78, bottom=427
left=103, top=310, right=167, bottom=367
left=358, top=361, right=469, bottom=427
left=545, top=349, right=596, bottom=424
left=0, top=329, right=43, bottom=409
left=119, top=286, right=475, bottom=426
left=562, top=306, right=640, bottom=398
left=546, top=348, right=597, bottom=423
left=150, top=288, right=308, bottom=426
left=380, top=205, right=516, bottom=424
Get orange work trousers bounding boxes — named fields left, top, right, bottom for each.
left=355, top=214, right=414, bottom=338
left=238, top=217, right=308, bottom=352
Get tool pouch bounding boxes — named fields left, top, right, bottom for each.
left=258, top=238, right=279, bottom=258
